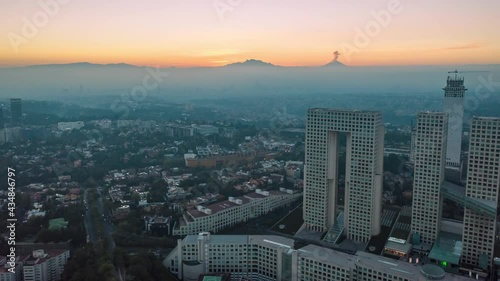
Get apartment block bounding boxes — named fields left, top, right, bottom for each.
left=304, top=109, right=384, bottom=242
left=164, top=233, right=476, bottom=281
left=23, top=249, right=70, bottom=281
left=173, top=189, right=301, bottom=236
left=411, top=112, right=448, bottom=245
left=461, top=117, right=500, bottom=275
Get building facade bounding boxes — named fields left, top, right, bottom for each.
left=304, top=109, right=384, bottom=242
left=443, top=74, right=466, bottom=168
left=0, top=257, right=24, bottom=281
left=173, top=190, right=301, bottom=236
left=409, top=126, right=416, bottom=163
left=193, top=125, right=219, bottom=136
left=57, top=122, right=85, bottom=131
left=461, top=117, right=500, bottom=275
left=164, top=233, right=475, bottom=281
left=10, top=99, right=22, bottom=127
left=411, top=112, right=448, bottom=245
left=0, top=108, right=4, bottom=129
left=23, top=249, right=70, bottom=281
left=144, top=215, right=173, bottom=235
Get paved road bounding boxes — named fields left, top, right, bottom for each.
left=83, top=187, right=116, bottom=253
left=83, top=189, right=97, bottom=243
left=97, top=188, right=116, bottom=253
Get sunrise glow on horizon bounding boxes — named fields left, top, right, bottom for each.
left=1, top=0, right=499, bottom=67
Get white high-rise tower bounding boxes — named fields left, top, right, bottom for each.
left=461, top=117, right=500, bottom=274
left=411, top=112, right=448, bottom=245
left=443, top=72, right=467, bottom=168
left=304, top=109, right=384, bottom=243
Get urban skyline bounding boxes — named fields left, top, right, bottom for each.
left=1, top=69, right=499, bottom=281
left=1, top=1, right=499, bottom=281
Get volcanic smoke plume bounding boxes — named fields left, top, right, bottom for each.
left=332, top=51, right=340, bottom=62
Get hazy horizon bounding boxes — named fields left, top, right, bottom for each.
left=1, top=62, right=498, bottom=100
left=1, top=1, right=499, bottom=103
left=3, top=60, right=500, bottom=69
left=2, top=0, right=500, bottom=67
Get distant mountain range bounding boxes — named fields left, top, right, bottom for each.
left=25, top=62, right=138, bottom=68
left=5, top=59, right=500, bottom=70
left=225, top=59, right=277, bottom=67
left=1, top=59, right=499, bottom=100
left=323, top=60, right=347, bottom=67
left=11, top=58, right=348, bottom=69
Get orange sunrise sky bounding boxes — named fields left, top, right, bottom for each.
left=1, top=0, right=499, bottom=67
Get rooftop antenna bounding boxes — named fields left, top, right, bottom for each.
left=447, top=70, right=490, bottom=73
left=447, top=69, right=490, bottom=80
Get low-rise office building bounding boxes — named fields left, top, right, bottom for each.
left=173, top=190, right=301, bottom=236
left=164, top=233, right=477, bottom=281
left=22, top=249, right=70, bottom=281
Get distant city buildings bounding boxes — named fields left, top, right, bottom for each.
left=443, top=74, right=466, bottom=168
left=10, top=98, right=22, bottom=127
left=3, top=71, right=500, bottom=280
left=284, top=161, right=303, bottom=179
left=193, top=124, right=219, bottom=136
left=0, top=127, right=24, bottom=144
left=57, top=121, right=84, bottom=131
left=0, top=107, right=4, bottom=129
left=0, top=98, right=25, bottom=144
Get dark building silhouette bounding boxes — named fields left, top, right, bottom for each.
left=0, top=107, right=4, bottom=128
left=10, top=98, right=22, bottom=126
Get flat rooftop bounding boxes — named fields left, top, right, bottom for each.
left=384, top=240, right=412, bottom=254
left=183, top=234, right=295, bottom=249
left=472, top=116, right=500, bottom=121
left=184, top=234, right=248, bottom=244
left=429, top=231, right=463, bottom=265
left=249, top=235, right=295, bottom=249
left=188, top=191, right=294, bottom=219
left=298, top=244, right=354, bottom=268
left=177, top=234, right=476, bottom=281
left=308, top=108, right=381, bottom=115
left=298, top=246, right=473, bottom=280
left=201, top=277, right=222, bottom=281
left=24, top=249, right=68, bottom=265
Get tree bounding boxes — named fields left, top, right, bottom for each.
left=130, top=193, right=140, bottom=205
left=16, top=192, right=32, bottom=210
left=383, top=154, right=408, bottom=174
left=113, top=249, right=129, bottom=281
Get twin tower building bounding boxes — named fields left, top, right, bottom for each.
left=303, top=74, right=500, bottom=277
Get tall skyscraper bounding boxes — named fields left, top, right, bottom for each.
left=443, top=74, right=466, bottom=168
left=0, top=107, right=4, bottom=128
left=461, top=117, right=500, bottom=272
left=411, top=112, right=448, bottom=245
left=409, top=125, right=417, bottom=163
left=10, top=98, right=22, bottom=126
left=304, top=109, right=384, bottom=243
